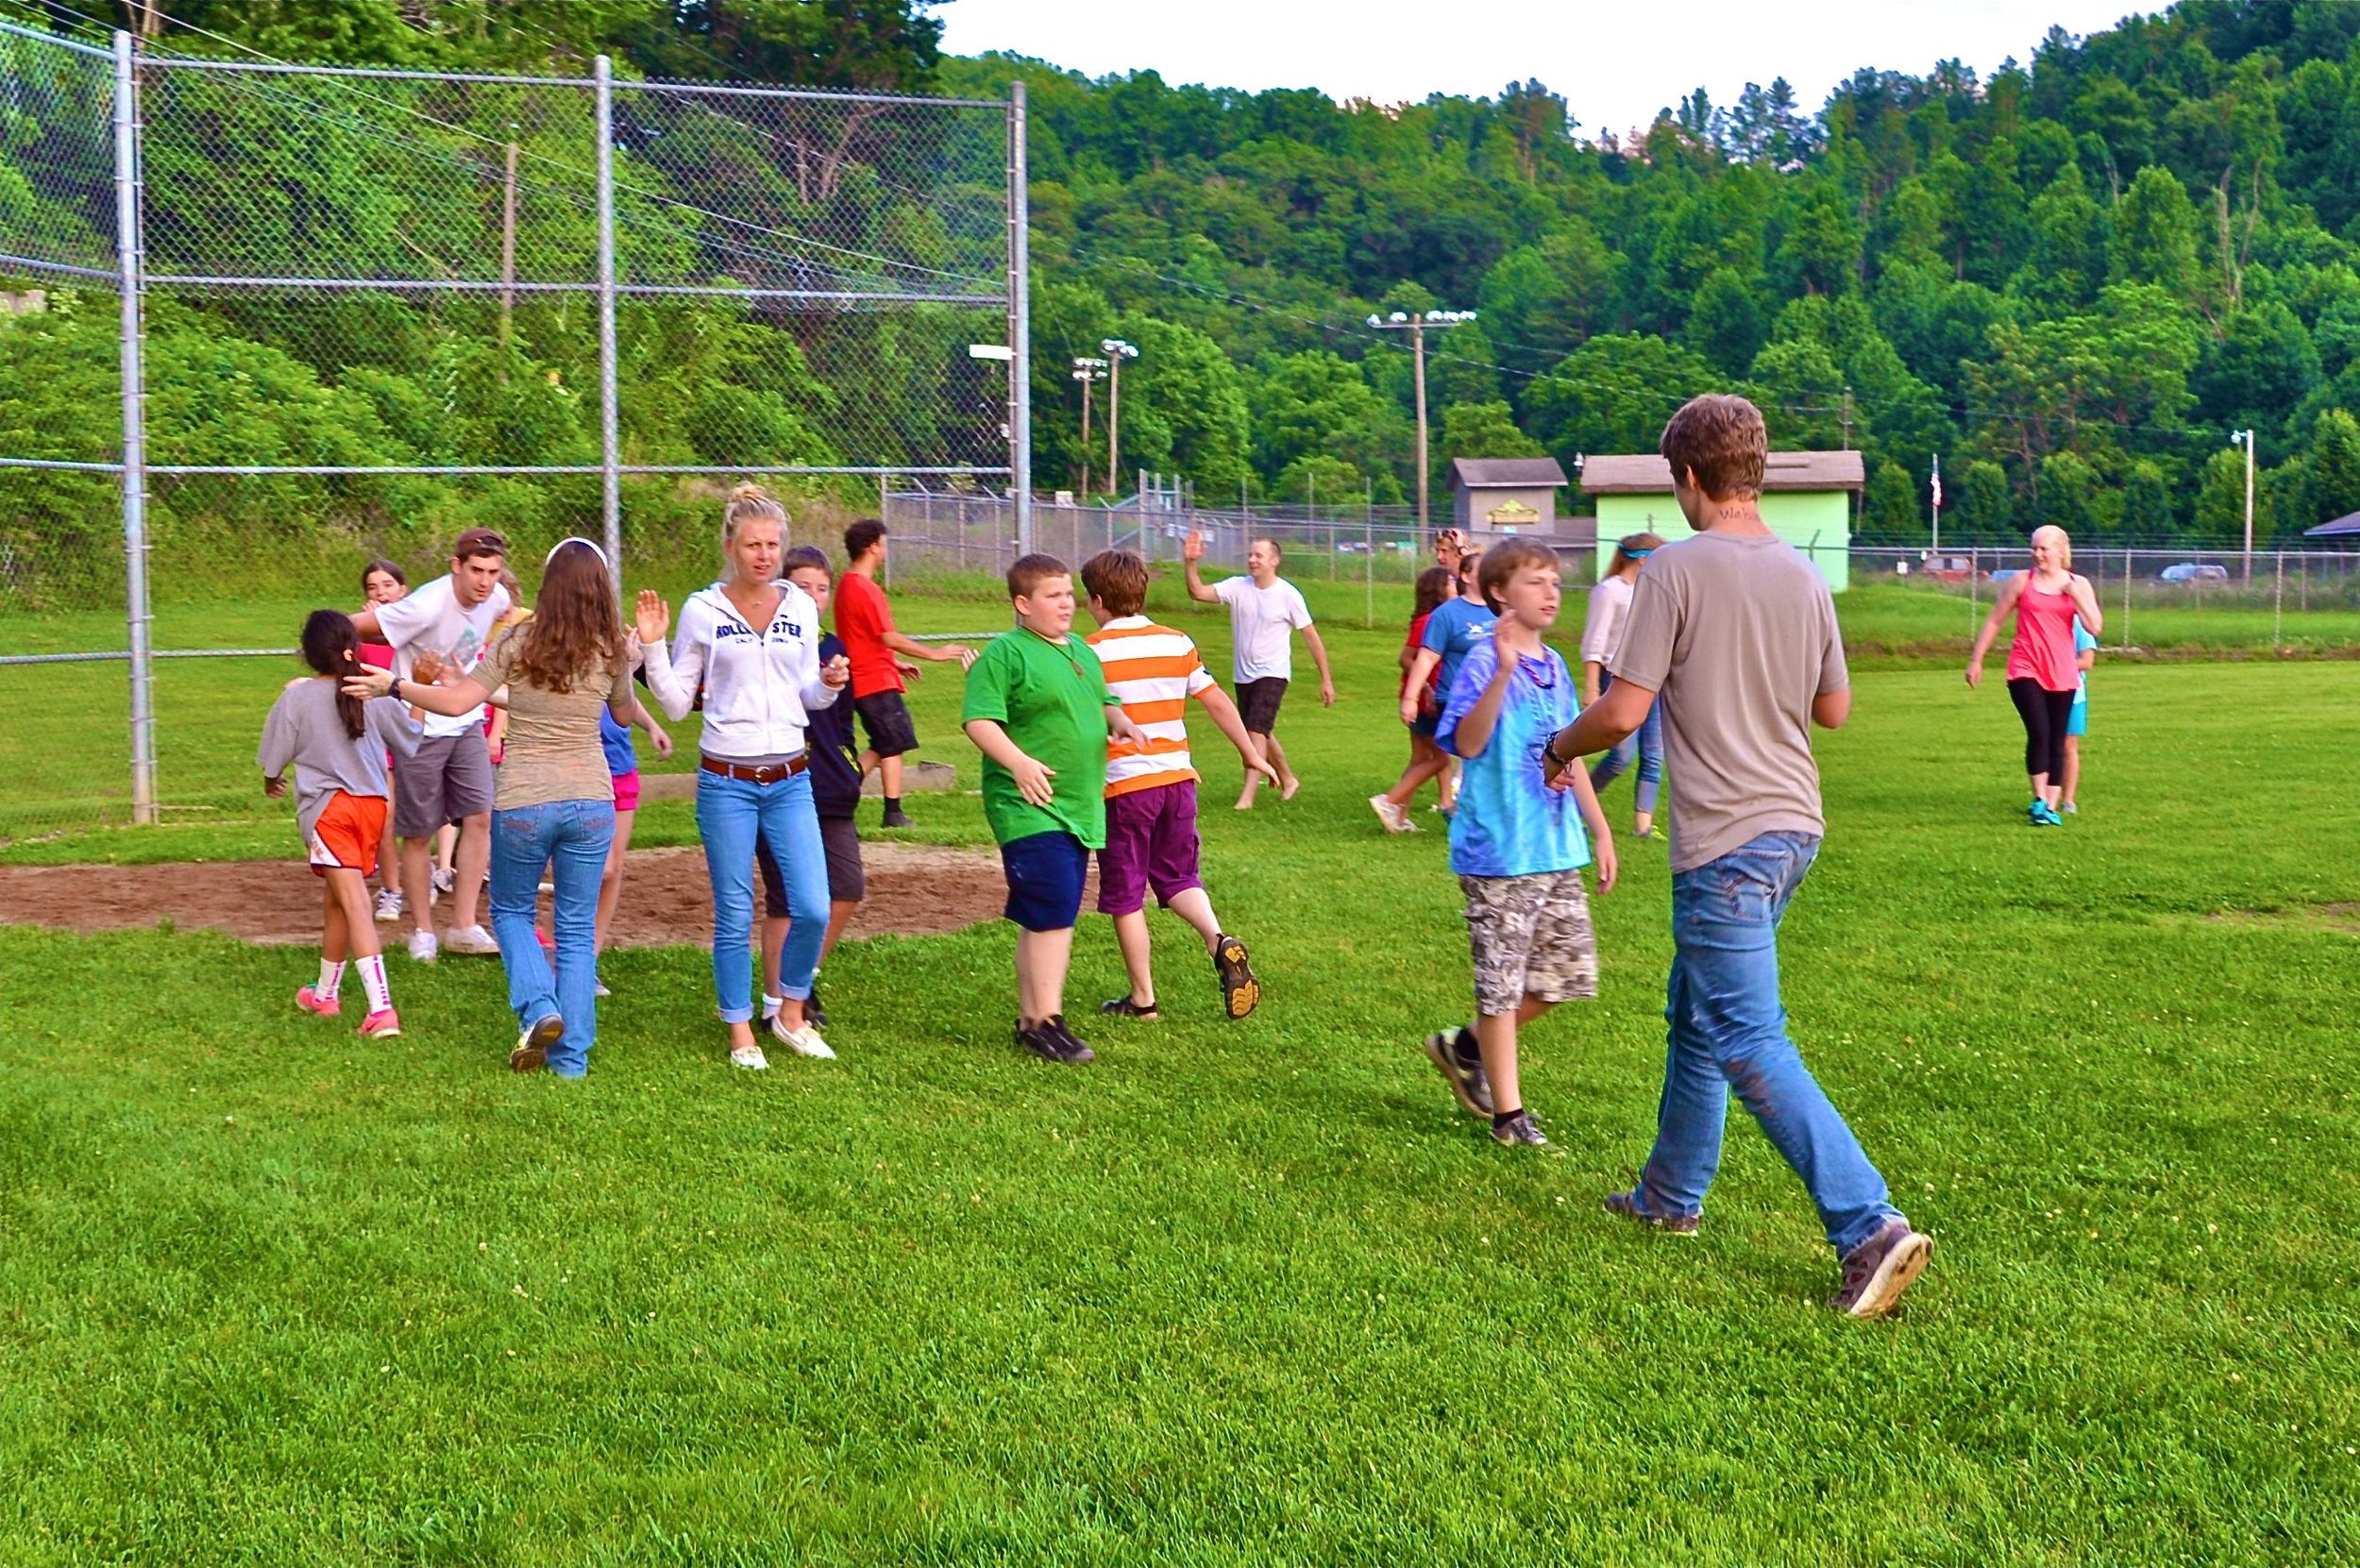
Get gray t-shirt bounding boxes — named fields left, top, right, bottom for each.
left=257, top=678, right=422, bottom=841
left=1609, top=531, right=1849, bottom=873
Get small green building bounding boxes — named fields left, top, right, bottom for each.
left=1578, top=450, right=1864, bottom=591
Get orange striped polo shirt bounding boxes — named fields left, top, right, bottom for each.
left=1085, top=615, right=1216, bottom=799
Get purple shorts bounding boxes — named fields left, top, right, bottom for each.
left=1097, top=778, right=1204, bottom=916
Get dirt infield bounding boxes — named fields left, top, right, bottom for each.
left=0, top=842, right=1023, bottom=948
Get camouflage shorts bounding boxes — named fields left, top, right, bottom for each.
left=1459, top=868, right=1598, bottom=1017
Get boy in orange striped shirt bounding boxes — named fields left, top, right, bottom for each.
left=1081, top=549, right=1276, bottom=1020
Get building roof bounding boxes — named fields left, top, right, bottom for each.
left=2303, top=511, right=2360, bottom=536
left=1448, top=457, right=1568, bottom=489
left=1578, top=449, right=1866, bottom=495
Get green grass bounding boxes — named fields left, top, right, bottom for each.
left=4, top=599, right=2358, bottom=1562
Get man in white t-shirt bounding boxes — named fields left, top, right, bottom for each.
left=1183, top=531, right=1335, bottom=809
left=349, top=527, right=513, bottom=962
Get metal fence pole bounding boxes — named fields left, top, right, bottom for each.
left=1364, top=509, right=1374, bottom=629
left=593, top=55, right=622, bottom=591
left=1968, top=547, right=1978, bottom=632
left=1007, top=79, right=1032, bottom=555
left=2273, top=549, right=2284, bottom=650
left=2122, top=548, right=2131, bottom=649
left=114, top=31, right=157, bottom=825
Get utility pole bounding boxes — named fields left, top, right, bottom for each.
left=1071, top=356, right=1106, bottom=495
left=2232, top=428, right=2256, bottom=582
left=1367, top=307, right=1475, bottom=532
left=1930, top=452, right=1942, bottom=556
left=1840, top=385, right=1852, bottom=450
left=1102, top=337, right=1138, bottom=497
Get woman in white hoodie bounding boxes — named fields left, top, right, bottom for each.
left=636, top=484, right=851, bottom=1070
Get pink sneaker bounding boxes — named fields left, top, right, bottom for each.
left=295, top=985, right=341, bottom=1019
left=359, top=1008, right=402, bottom=1039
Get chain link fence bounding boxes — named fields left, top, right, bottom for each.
left=0, top=18, right=1027, bottom=844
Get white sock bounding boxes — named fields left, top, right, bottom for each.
left=357, top=953, right=391, bottom=1013
left=317, top=958, right=346, bottom=999
left=762, top=993, right=783, bottom=1020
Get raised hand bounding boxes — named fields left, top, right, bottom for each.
left=342, top=665, right=396, bottom=701
left=1182, top=530, right=1205, bottom=565
left=633, top=588, right=670, bottom=646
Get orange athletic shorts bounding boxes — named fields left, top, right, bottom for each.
left=307, top=790, right=389, bottom=878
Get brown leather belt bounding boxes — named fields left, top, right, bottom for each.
left=700, top=753, right=807, bottom=784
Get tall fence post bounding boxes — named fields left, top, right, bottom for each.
left=2273, top=549, right=2284, bottom=651
left=1968, top=547, right=1979, bottom=633
left=593, top=55, right=622, bottom=592
left=1007, top=79, right=1032, bottom=555
left=880, top=473, right=892, bottom=589
left=2122, top=548, right=2132, bottom=649
left=1364, top=509, right=1374, bottom=629
left=114, top=31, right=157, bottom=825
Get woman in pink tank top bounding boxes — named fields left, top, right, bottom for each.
left=1966, top=525, right=2104, bottom=826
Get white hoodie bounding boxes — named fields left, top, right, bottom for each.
left=644, top=582, right=840, bottom=761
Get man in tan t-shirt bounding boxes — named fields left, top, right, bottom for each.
left=1543, top=394, right=1933, bottom=1321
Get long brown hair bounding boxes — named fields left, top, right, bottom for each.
left=508, top=540, right=623, bottom=694
left=300, top=610, right=370, bottom=740
left=1412, top=565, right=1453, bottom=618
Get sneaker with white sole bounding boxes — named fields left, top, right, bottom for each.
left=593, top=977, right=611, bottom=999
left=407, top=928, right=439, bottom=964
left=1829, top=1218, right=1934, bottom=1320
left=729, top=1042, right=770, bottom=1071
left=443, top=924, right=499, bottom=956
left=359, top=1008, right=401, bottom=1039
left=374, top=887, right=404, bottom=923
left=1368, top=794, right=1408, bottom=834
left=295, top=985, right=342, bottom=1019
left=432, top=867, right=456, bottom=897
left=767, top=1012, right=835, bottom=1060
left=512, top=1012, right=562, bottom=1072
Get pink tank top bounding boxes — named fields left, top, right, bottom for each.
left=2005, top=582, right=2079, bottom=692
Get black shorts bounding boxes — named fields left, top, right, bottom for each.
left=1236, top=677, right=1289, bottom=734
left=853, top=690, right=919, bottom=759
left=760, top=817, right=865, bottom=915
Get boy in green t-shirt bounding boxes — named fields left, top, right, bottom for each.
left=962, top=552, right=1148, bottom=1064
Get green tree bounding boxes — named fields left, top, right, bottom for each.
left=2121, top=460, right=2177, bottom=540
left=2035, top=450, right=2099, bottom=533
left=1864, top=460, right=1920, bottom=544
left=2305, top=407, right=2360, bottom=527
left=1962, top=459, right=2013, bottom=534
left=2107, top=165, right=2200, bottom=295
left=1524, top=334, right=1720, bottom=464
left=1685, top=268, right=1766, bottom=376
left=2193, top=445, right=2272, bottom=546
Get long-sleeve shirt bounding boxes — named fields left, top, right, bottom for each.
left=258, top=678, right=422, bottom=841
left=641, top=582, right=839, bottom=763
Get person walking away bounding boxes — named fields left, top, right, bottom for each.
left=1966, top=525, right=2103, bottom=826
left=348, top=528, right=512, bottom=961
left=1371, top=565, right=1456, bottom=833
left=836, top=517, right=975, bottom=828
left=359, top=559, right=412, bottom=925
left=1419, top=541, right=1616, bottom=1147
left=961, top=552, right=1150, bottom=1064
left=589, top=695, right=671, bottom=996
left=1181, top=531, right=1334, bottom=809
left=261, top=610, right=422, bottom=1040
left=637, top=484, right=849, bottom=1069
left=1399, top=547, right=1492, bottom=817
left=1546, top=393, right=1933, bottom=1320
left=1582, top=531, right=1668, bottom=839
left=1080, top=548, right=1275, bottom=1021
left=2060, top=615, right=2097, bottom=814
left=349, top=539, right=635, bottom=1077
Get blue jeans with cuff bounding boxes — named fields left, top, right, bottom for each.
left=695, top=764, right=827, bottom=1024
left=1635, top=831, right=1902, bottom=1257
left=489, top=797, right=615, bottom=1079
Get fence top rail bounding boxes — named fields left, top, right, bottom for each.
left=0, top=16, right=113, bottom=59
left=620, top=76, right=1009, bottom=110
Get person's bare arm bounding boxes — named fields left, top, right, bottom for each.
left=345, top=664, right=492, bottom=718
left=1563, top=761, right=1616, bottom=895
left=1399, top=648, right=1441, bottom=726
left=1581, top=658, right=1604, bottom=708
left=1543, top=677, right=1655, bottom=780
left=1181, top=531, right=1221, bottom=603
left=962, top=717, right=1055, bottom=806
left=348, top=606, right=383, bottom=640
left=2066, top=573, right=2104, bottom=638
left=1966, top=575, right=2025, bottom=685
left=1302, top=624, right=1336, bottom=706
left=1196, top=684, right=1280, bottom=785
left=1812, top=690, right=1852, bottom=730
left=882, top=629, right=975, bottom=668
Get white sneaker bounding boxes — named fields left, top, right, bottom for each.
left=1368, top=794, right=1404, bottom=833
left=374, top=887, right=405, bottom=923
left=767, top=1013, right=836, bottom=1060
left=593, top=978, right=611, bottom=999
left=407, top=928, right=439, bottom=964
left=432, top=867, right=455, bottom=896
left=729, top=1042, right=770, bottom=1071
left=443, top=924, right=499, bottom=955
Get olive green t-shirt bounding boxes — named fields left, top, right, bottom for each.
left=474, top=625, right=635, bottom=813
left=961, top=627, right=1116, bottom=848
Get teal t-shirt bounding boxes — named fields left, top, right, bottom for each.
left=2071, top=617, right=2096, bottom=709
left=962, top=627, right=1116, bottom=849
left=1437, top=638, right=1591, bottom=878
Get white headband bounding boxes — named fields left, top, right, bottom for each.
left=546, top=536, right=610, bottom=568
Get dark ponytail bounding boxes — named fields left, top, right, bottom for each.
left=300, top=609, right=369, bottom=740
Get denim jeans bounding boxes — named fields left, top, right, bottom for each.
left=1635, top=831, right=1901, bottom=1256
left=489, top=797, right=615, bottom=1079
left=695, top=764, right=827, bottom=1023
left=1588, top=670, right=1665, bottom=816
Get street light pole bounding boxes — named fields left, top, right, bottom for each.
left=2232, top=428, right=2256, bottom=582
left=1368, top=308, right=1476, bottom=533
left=1071, top=356, right=1106, bottom=496
left=1102, top=337, right=1138, bottom=499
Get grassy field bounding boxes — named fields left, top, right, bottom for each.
left=4, top=580, right=2360, bottom=1564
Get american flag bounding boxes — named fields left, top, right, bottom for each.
left=1930, top=455, right=1943, bottom=509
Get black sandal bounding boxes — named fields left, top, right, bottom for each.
left=1099, top=996, right=1159, bottom=1019
left=1213, top=934, right=1260, bottom=1020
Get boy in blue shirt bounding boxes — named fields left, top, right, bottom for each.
left=1422, top=539, right=1617, bottom=1147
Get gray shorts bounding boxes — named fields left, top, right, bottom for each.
left=392, top=730, right=495, bottom=838
left=1460, top=868, right=1597, bottom=1017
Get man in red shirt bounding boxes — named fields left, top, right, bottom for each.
left=837, top=518, right=975, bottom=827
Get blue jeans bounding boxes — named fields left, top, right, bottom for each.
left=1635, top=831, right=1901, bottom=1256
left=1589, top=670, right=1665, bottom=816
left=489, top=797, right=615, bottom=1079
left=695, top=765, right=827, bottom=1023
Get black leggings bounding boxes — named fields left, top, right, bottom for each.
left=2007, top=677, right=2074, bottom=783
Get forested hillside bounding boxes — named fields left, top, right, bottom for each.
left=8, top=0, right=2360, bottom=560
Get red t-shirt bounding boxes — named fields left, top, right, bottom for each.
left=834, top=570, right=902, bottom=698
left=1403, top=612, right=1441, bottom=708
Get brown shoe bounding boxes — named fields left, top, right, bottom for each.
left=1829, top=1218, right=1933, bottom=1319
left=511, top=1012, right=561, bottom=1072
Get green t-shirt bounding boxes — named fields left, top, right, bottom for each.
left=961, top=627, right=1117, bottom=848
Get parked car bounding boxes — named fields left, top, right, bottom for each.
left=1918, top=553, right=1975, bottom=582
left=1988, top=567, right=2023, bottom=584
left=2160, top=562, right=2231, bottom=583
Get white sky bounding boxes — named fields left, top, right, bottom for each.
left=937, top=0, right=2150, bottom=138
